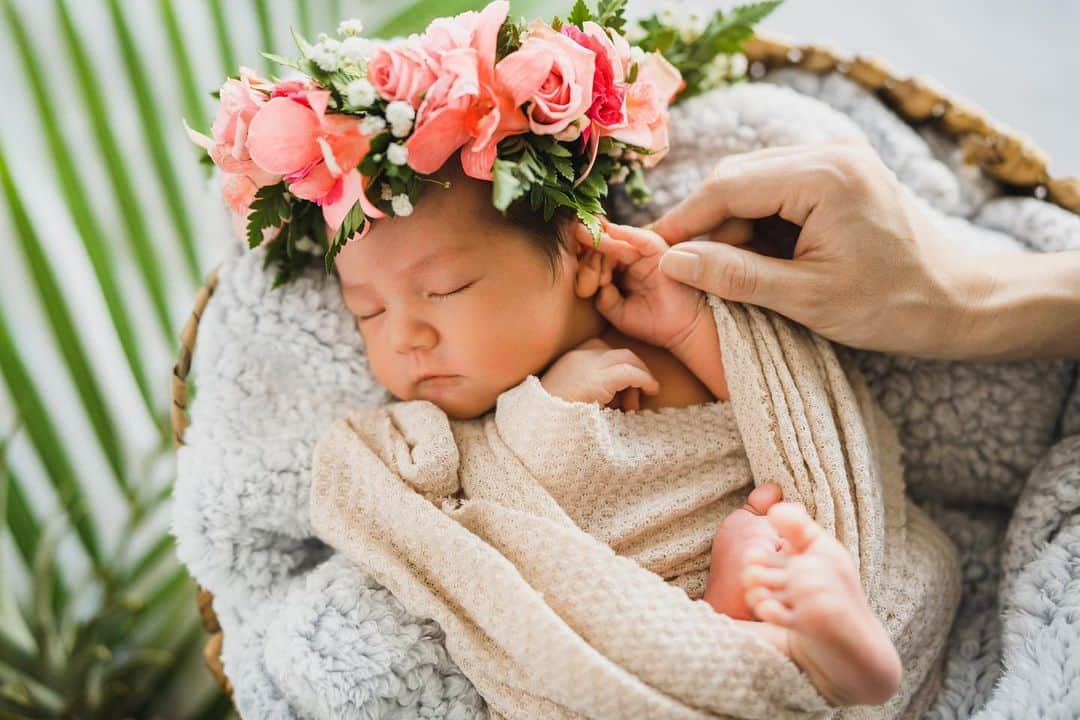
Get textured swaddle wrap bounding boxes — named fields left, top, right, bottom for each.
left=308, top=295, right=962, bottom=719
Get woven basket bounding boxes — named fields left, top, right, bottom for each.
left=171, top=32, right=1080, bottom=699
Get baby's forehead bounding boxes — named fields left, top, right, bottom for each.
left=338, top=236, right=482, bottom=289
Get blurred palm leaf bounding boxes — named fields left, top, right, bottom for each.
left=0, top=0, right=563, bottom=717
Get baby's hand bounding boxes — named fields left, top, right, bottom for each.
left=574, top=217, right=711, bottom=354
left=540, top=338, right=660, bottom=411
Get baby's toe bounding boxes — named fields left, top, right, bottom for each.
left=766, top=502, right=824, bottom=553
left=750, top=595, right=795, bottom=627
left=745, top=482, right=783, bottom=515
left=742, top=563, right=787, bottom=593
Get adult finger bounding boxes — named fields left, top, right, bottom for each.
left=647, top=150, right=837, bottom=244
left=658, top=240, right=813, bottom=309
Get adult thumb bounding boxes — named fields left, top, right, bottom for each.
left=659, top=241, right=799, bottom=309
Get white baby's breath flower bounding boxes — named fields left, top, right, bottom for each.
left=729, top=52, right=748, bottom=79
left=345, top=78, right=377, bottom=108
left=380, top=183, right=394, bottom=201
left=385, top=100, right=415, bottom=125
left=386, top=142, right=409, bottom=166
left=311, top=38, right=342, bottom=72
left=391, top=193, right=413, bottom=216
left=385, top=100, right=416, bottom=136
left=629, top=46, right=646, bottom=64
left=360, top=115, right=387, bottom=134
left=337, top=18, right=364, bottom=36
left=340, top=36, right=373, bottom=64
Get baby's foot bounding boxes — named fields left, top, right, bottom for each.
left=704, top=483, right=786, bottom=619
left=742, top=502, right=902, bottom=707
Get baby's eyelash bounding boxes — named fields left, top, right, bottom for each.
left=430, top=281, right=475, bottom=299
left=358, top=281, right=475, bottom=320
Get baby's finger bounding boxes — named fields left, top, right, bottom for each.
left=602, top=363, right=660, bottom=400
left=594, top=281, right=627, bottom=328
left=600, top=217, right=666, bottom=257
left=602, top=346, right=652, bottom=377
left=599, top=252, right=613, bottom=286
left=574, top=222, right=638, bottom=264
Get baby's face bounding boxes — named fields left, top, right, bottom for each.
left=335, top=160, right=586, bottom=420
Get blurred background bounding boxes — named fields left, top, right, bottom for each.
left=0, top=0, right=1075, bottom=717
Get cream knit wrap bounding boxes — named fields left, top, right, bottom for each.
left=309, top=296, right=963, bottom=719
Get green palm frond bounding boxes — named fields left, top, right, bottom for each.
left=0, top=1, right=582, bottom=718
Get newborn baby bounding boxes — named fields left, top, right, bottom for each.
left=334, top=153, right=901, bottom=707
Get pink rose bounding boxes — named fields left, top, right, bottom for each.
left=497, top=19, right=595, bottom=136
left=367, top=38, right=437, bottom=108
left=185, top=67, right=279, bottom=188
left=561, top=22, right=629, bottom=144
left=246, top=88, right=384, bottom=231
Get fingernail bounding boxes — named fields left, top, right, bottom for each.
left=660, top=250, right=701, bottom=282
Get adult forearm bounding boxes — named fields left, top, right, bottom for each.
left=952, top=250, right=1080, bottom=361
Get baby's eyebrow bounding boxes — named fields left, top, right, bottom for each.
left=343, top=246, right=471, bottom=291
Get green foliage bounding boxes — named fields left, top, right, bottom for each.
left=635, top=1, right=783, bottom=100
left=567, top=0, right=591, bottom=27
left=325, top=202, right=367, bottom=276
left=246, top=183, right=292, bottom=250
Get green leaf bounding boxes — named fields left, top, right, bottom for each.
left=492, top=158, right=526, bottom=212
left=496, top=14, right=524, bottom=61
left=551, top=154, right=575, bottom=182
left=104, top=0, right=201, bottom=286
left=253, top=0, right=276, bottom=74
left=262, top=51, right=304, bottom=71
left=325, top=202, right=366, bottom=274
left=156, top=0, right=208, bottom=142
left=568, top=0, right=592, bottom=27
left=0, top=145, right=133, bottom=508
left=52, top=0, right=178, bottom=349
left=595, top=0, right=627, bottom=33
left=1, top=1, right=160, bottom=424
left=578, top=209, right=602, bottom=245
left=626, top=163, right=651, bottom=204
left=246, top=184, right=291, bottom=250
left=207, top=0, right=237, bottom=74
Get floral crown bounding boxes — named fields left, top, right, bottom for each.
left=187, top=0, right=780, bottom=286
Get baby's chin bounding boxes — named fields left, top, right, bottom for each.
left=407, top=378, right=497, bottom=420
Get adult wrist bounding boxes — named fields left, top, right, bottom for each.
left=946, top=250, right=1080, bottom=361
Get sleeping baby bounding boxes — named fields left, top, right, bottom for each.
left=332, top=150, right=902, bottom=709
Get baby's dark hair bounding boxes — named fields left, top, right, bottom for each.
left=502, top=194, right=615, bottom=282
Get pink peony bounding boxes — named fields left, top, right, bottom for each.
left=367, top=38, right=437, bottom=108
left=499, top=19, right=596, bottom=136
left=406, top=0, right=532, bottom=181
left=185, top=67, right=279, bottom=188
left=608, top=50, right=684, bottom=167
left=246, top=87, right=384, bottom=230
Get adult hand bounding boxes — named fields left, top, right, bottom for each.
left=647, top=139, right=1080, bottom=361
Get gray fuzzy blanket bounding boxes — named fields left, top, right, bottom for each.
left=172, top=65, right=1080, bottom=719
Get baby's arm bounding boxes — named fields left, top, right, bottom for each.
left=576, top=218, right=729, bottom=401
